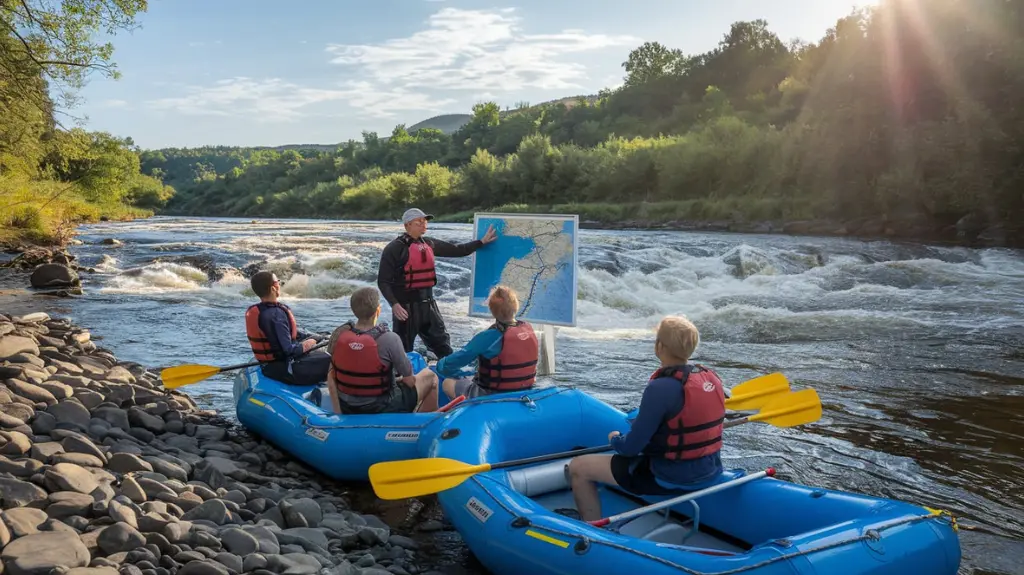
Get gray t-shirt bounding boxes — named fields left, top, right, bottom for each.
left=328, top=323, right=411, bottom=406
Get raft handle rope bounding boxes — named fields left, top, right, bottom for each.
left=439, top=385, right=572, bottom=416
left=247, top=383, right=573, bottom=431
left=248, top=391, right=438, bottom=430
left=473, top=475, right=958, bottom=575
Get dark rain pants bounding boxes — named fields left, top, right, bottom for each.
left=260, top=349, right=332, bottom=386
left=393, top=299, right=454, bottom=359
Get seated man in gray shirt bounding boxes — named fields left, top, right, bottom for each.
left=325, top=287, right=438, bottom=414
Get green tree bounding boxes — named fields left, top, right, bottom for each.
left=622, top=41, right=684, bottom=87
left=1, top=0, right=147, bottom=115
left=146, top=1, right=1024, bottom=245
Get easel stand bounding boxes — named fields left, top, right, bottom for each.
left=537, top=323, right=557, bottom=376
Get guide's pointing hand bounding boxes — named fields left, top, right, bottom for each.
left=481, top=225, right=497, bottom=244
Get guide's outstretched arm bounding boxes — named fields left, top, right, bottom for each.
left=429, top=237, right=484, bottom=258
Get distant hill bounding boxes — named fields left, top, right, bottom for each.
left=407, top=114, right=473, bottom=134
left=404, top=95, right=600, bottom=136
left=146, top=94, right=601, bottom=154
left=532, top=94, right=600, bottom=110
left=270, top=143, right=339, bottom=152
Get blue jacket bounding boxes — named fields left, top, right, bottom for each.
left=435, top=328, right=503, bottom=378
left=611, top=367, right=723, bottom=486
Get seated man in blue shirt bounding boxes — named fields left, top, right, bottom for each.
left=567, top=315, right=725, bottom=522
left=244, top=270, right=331, bottom=386
left=435, top=285, right=539, bottom=399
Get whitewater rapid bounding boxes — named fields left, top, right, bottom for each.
left=35, top=216, right=1024, bottom=575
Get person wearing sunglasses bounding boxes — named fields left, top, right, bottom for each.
left=377, top=207, right=497, bottom=359
left=244, top=270, right=331, bottom=386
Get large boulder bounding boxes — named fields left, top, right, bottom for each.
left=29, top=264, right=80, bottom=289
left=1, top=531, right=90, bottom=575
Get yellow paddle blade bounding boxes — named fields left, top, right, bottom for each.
left=160, top=364, right=222, bottom=389
left=749, top=388, right=822, bottom=427
left=725, top=372, right=790, bottom=411
left=369, top=457, right=492, bottom=500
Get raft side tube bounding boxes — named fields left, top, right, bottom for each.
left=233, top=352, right=446, bottom=481
left=428, top=388, right=962, bottom=575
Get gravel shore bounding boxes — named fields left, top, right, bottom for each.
left=0, top=310, right=462, bottom=575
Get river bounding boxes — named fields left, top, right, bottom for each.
left=6, top=216, right=1023, bottom=574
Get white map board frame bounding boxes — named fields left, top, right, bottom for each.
left=468, top=212, right=580, bottom=376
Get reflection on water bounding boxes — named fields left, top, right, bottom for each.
left=6, top=216, right=1022, bottom=574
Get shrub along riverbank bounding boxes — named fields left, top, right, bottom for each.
left=151, top=0, right=1022, bottom=247
left=1, top=2, right=175, bottom=249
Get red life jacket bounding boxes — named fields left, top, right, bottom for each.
left=245, top=302, right=297, bottom=362
left=477, top=321, right=539, bottom=391
left=400, top=235, right=437, bottom=290
left=331, top=324, right=393, bottom=397
left=648, top=364, right=725, bottom=460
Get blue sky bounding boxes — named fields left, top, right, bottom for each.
left=75, top=0, right=876, bottom=149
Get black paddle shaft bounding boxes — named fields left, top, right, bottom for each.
left=220, top=340, right=329, bottom=373
left=489, top=414, right=754, bottom=472
left=491, top=444, right=613, bottom=471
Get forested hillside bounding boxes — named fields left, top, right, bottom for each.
left=0, top=0, right=174, bottom=247
left=153, top=0, right=1022, bottom=244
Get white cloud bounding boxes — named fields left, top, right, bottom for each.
left=100, top=99, right=129, bottom=108
left=325, top=7, right=637, bottom=94
left=335, top=81, right=457, bottom=118
left=146, top=77, right=455, bottom=122
left=144, top=8, right=635, bottom=124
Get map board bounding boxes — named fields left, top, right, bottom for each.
left=469, top=213, right=579, bottom=327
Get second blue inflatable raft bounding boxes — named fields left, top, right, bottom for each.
left=417, top=386, right=962, bottom=575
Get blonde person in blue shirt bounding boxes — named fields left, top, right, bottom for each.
left=435, top=286, right=539, bottom=399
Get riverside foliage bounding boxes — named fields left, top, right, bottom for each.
left=0, top=0, right=174, bottom=246
left=152, top=0, right=1024, bottom=240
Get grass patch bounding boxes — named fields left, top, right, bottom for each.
left=0, top=175, right=152, bottom=247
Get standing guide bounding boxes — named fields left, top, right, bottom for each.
left=376, top=208, right=497, bottom=359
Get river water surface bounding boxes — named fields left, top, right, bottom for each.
left=7, top=216, right=1023, bottom=574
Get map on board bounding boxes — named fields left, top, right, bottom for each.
left=469, top=213, right=578, bottom=327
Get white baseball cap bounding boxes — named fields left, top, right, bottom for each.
left=402, top=208, right=434, bottom=224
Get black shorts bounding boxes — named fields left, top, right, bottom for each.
left=610, top=455, right=682, bottom=496
left=611, top=455, right=725, bottom=496
left=340, top=384, right=419, bottom=415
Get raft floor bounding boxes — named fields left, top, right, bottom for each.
left=531, top=488, right=750, bottom=554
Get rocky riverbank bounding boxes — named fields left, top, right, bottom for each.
left=0, top=310, right=461, bottom=575
left=0, top=245, right=92, bottom=298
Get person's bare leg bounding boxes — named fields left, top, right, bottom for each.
left=413, top=368, right=438, bottom=412
left=568, top=455, right=618, bottom=522
left=442, top=377, right=458, bottom=400
left=326, top=371, right=342, bottom=414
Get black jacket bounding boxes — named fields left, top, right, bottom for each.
left=377, top=233, right=483, bottom=305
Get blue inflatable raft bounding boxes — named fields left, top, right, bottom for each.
left=232, top=351, right=465, bottom=481
left=419, top=386, right=962, bottom=575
